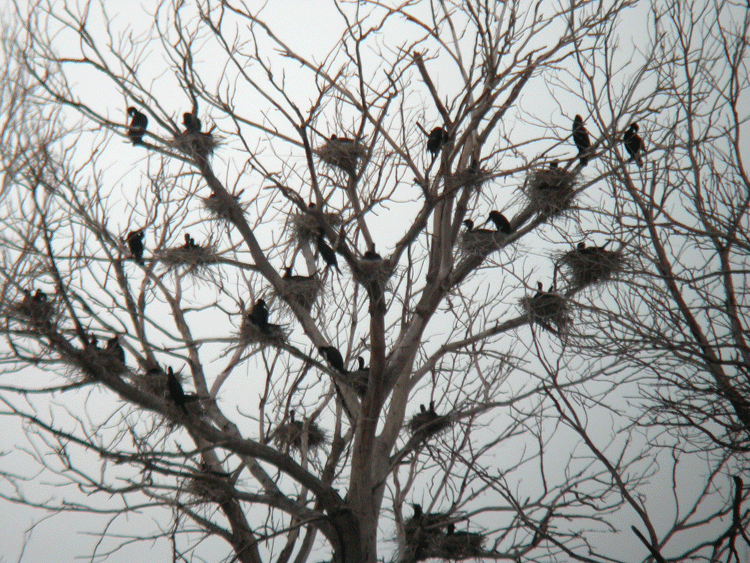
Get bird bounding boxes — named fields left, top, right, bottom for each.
left=248, top=299, right=270, bottom=331
left=106, top=335, right=126, bottom=365
left=623, top=123, right=643, bottom=167
left=533, top=281, right=545, bottom=298
left=319, top=345, right=346, bottom=374
left=167, top=366, right=188, bottom=414
left=316, top=231, right=341, bottom=273
left=462, top=219, right=494, bottom=234
left=182, top=233, right=198, bottom=249
left=426, top=127, right=449, bottom=159
left=125, top=229, right=145, bottom=264
left=572, top=115, right=591, bottom=166
left=363, top=245, right=382, bottom=260
left=349, top=356, right=370, bottom=397
left=283, top=266, right=316, bottom=281
left=127, top=107, right=148, bottom=146
left=484, top=211, right=513, bottom=234
left=183, top=112, right=201, bottom=134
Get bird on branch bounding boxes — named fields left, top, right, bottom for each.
left=127, top=107, right=148, bottom=146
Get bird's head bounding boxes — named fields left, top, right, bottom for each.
left=463, top=219, right=474, bottom=231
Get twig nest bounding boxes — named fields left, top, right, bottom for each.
left=459, top=230, right=507, bottom=257
left=317, top=136, right=367, bottom=175
left=273, top=418, right=327, bottom=451
left=12, top=289, right=56, bottom=329
left=185, top=466, right=232, bottom=505
left=138, top=367, right=170, bottom=398
left=404, top=507, right=451, bottom=562
left=341, top=369, right=369, bottom=397
left=452, top=165, right=492, bottom=192
left=169, top=130, right=220, bottom=158
left=408, top=402, right=451, bottom=440
left=289, top=209, right=342, bottom=244
left=357, top=258, right=393, bottom=293
left=202, top=192, right=246, bottom=220
left=524, top=164, right=577, bottom=218
left=559, top=244, right=624, bottom=288
left=521, top=286, right=571, bottom=332
left=277, top=275, right=322, bottom=311
left=238, top=312, right=287, bottom=346
left=440, top=526, right=486, bottom=559
left=159, top=240, right=219, bottom=276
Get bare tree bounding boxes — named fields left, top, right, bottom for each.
left=0, top=1, right=747, bottom=562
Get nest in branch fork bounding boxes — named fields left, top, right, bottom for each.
left=521, top=288, right=571, bottom=332
left=524, top=165, right=577, bottom=218
left=202, top=191, right=246, bottom=220
left=559, top=245, right=625, bottom=288
left=159, top=242, right=219, bottom=275
left=408, top=403, right=452, bottom=441
left=452, top=165, right=493, bottom=192
left=276, top=276, right=322, bottom=311
left=184, top=466, right=233, bottom=505
left=238, top=313, right=287, bottom=346
left=273, top=417, right=327, bottom=452
left=438, top=528, right=486, bottom=559
left=10, top=289, right=57, bottom=329
left=317, top=136, right=367, bottom=174
left=169, top=130, right=220, bottom=158
left=357, top=258, right=393, bottom=293
left=289, top=210, right=342, bottom=244
left=459, top=230, right=508, bottom=257
left=403, top=508, right=451, bottom=561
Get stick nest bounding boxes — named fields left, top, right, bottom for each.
left=403, top=511, right=451, bottom=562
left=277, top=276, right=323, bottom=311
left=439, top=530, right=486, bottom=559
left=317, top=137, right=367, bottom=174
left=202, top=192, right=246, bottom=220
left=357, top=259, right=393, bottom=293
left=408, top=404, right=452, bottom=441
left=159, top=243, right=219, bottom=275
left=452, top=166, right=493, bottom=192
left=10, top=291, right=57, bottom=329
left=169, top=131, right=220, bottom=158
left=289, top=211, right=342, bottom=244
left=459, top=230, right=508, bottom=257
left=273, top=419, right=327, bottom=451
left=559, top=246, right=624, bottom=288
left=238, top=314, right=287, bottom=346
left=184, top=468, right=233, bottom=505
left=521, top=290, right=571, bottom=332
left=524, top=166, right=577, bottom=218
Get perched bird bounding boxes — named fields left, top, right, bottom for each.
left=462, top=219, right=494, bottom=234
left=426, top=127, right=449, bottom=159
left=183, top=233, right=197, bottom=249
left=623, top=123, right=643, bottom=167
left=127, top=107, right=148, bottom=146
left=533, top=281, right=545, bottom=298
left=319, top=345, right=346, bottom=374
left=183, top=112, right=201, bottom=134
left=248, top=299, right=270, bottom=331
left=572, top=115, right=591, bottom=166
left=316, top=231, right=341, bottom=273
left=348, top=356, right=370, bottom=397
left=167, top=366, right=188, bottom=414
left=125, top=229, right=145, bottom=264
left=106, top=335, right=126, bottom=365
left=283, top=266, right=316, bottom=281
left=363, top=245, right=382, bottom=261
left=484, top=211, right=513, bottom=234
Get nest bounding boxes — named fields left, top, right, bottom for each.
left=11, top=290, right=56, bottom=329
left=559, top=245, right=624, bottom=287
left=521, top=290, right=571, bottom=332
left=524, top=166, right=577, bottom=217
left=439, top=530, right=486, bottom=559
left=169, top=131, right=220, bottom=158
left=408, top=404, right=451, bottom=440
left=357, top=259, right=393, bottom=294
left=238, top=314, right=287, bottom=346
left=404, top=510, right=452, bottom=562
left=289, top=211, right=342, bottom=244
left=452, top=166, right=492, bottom=192
left=317, top=137, right=367, bottom=174
left=159, top=243, right=219, bottom=275
left=277, top=276, right=322, bottom=310
left=184, top=468, right=232, bottom=505
left=202, top=192, right=246, bottom=220
left=458, top=230, right=507, bottom=257
left=273, top=418, right=327, bottom=451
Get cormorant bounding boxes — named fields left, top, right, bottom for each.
left=533, top=281, right=545, bottom=298
left=462, top=219, right=494, bottom=234
left=283, top=266, right=316, bottom=281
left=484, top=211, right=513, bottom=234
left=363, top=244, right=382, bottom=260
left=125, top=229, right=145, bottom=264
left=316, top=231, right=341, bottom=273
left=349, top=356, right=369, bottom=397
left=127, top=107, right=148, bottom=146
left=572, top=115, right=591, bottom=166
left=183, top=233, right=197, bottom=249
left=248, top=299, right=270, bottom=331
left=106, top=335, right=126, bottom=365
left=319, top=345, right=346, bottom=374
left=623, top=123, right=643, bottom=167
left=426, top=127, right=449, bottom=159
left=183, top=112, right=201, bottom=134
left=167, top=366, right=188, bottom=414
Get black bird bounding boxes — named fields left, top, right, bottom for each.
left=623, top=123, right=643, bottom=167
left=316, top=231, right=341, bottom=273
left=319, top=345, right=346, bottom=374
left=125, top=229, right=145, bottom=264
left=183, top=233, right=197, bottom=249
left=183, top=112, right=201, bottom=134
left=126, top=107, right=148, bottom=146
left=533, top=281, right=545, bottom=298
left=167, top=366, right=188, bottom=414
left=349, top=356, right=370, bottom=397
left=363, top=244, right=382, bottom=260
left=426, top=127, right=449, bottom=159
left=462, top=219, right=494, bottom=234
left=484, top=211, right=513, bottom=234
left=106, top=335, right=126, bottom=365
left=572, top=115, right=591, bottom=166
left=248, top=299, right=270, bottom=331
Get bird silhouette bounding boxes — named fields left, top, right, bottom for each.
left=125, top=229, right=145, bottom=264
left=127, top=107, right=148, bottom=146
left=167, top=366, right=188, bottom=414
left=319, top=345, right=346, bottom=374
left=363, top=244, right=382, bottom=260
left=572, top=115, right=591, bottom=166
left=248, top=299, right=270, bottom=331
left=316, top=231, right=341, bottom=273
left=426, top=127, right=449, bottom=159
left=484, top=211, right=513, bottom=234
left=183, top=233, right=198, bottom=249
left=623, top=123, right=643, bottom=167
left=283, top=266, right=316, bottom=281
left=183, top=112, right=201, bottom=134
left=462, top=219, right=494, bottom=234
left=106, top=335, right=126, bottom=365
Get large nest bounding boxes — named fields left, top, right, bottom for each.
left=357, top=258, right=393, bottom=294
left=317, top=136, right=367, bottom=175
left=438, top=528, right=486, bottom=559
left=458, top=230, right=507, bottom=257
left=277, top=276, right=323, bottom=311
left=10, top=290, right=56, bottom=329
left=403, top=508, right=452, bottom=562
left=408, top=403, right=452, bottom=441
left=137, top=367, right=170, bottom=398
left=159, top=241, right=219, bottom=276
left=559, top=244, right=625, bottom=288
left=289, top=210, right=342, bottom=244
left=202, top=192, right=247, bottom=220
left=238, top=313, right=287, bottom=346
left=452, top=166, right=493, bottom=192
left=524, top=165, right=577, bottom=218
left=521, top=288, right=571, bottom=332
left=169, top=130, right=220, bottom=158
left=273, top=418, right=327, bottom=452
